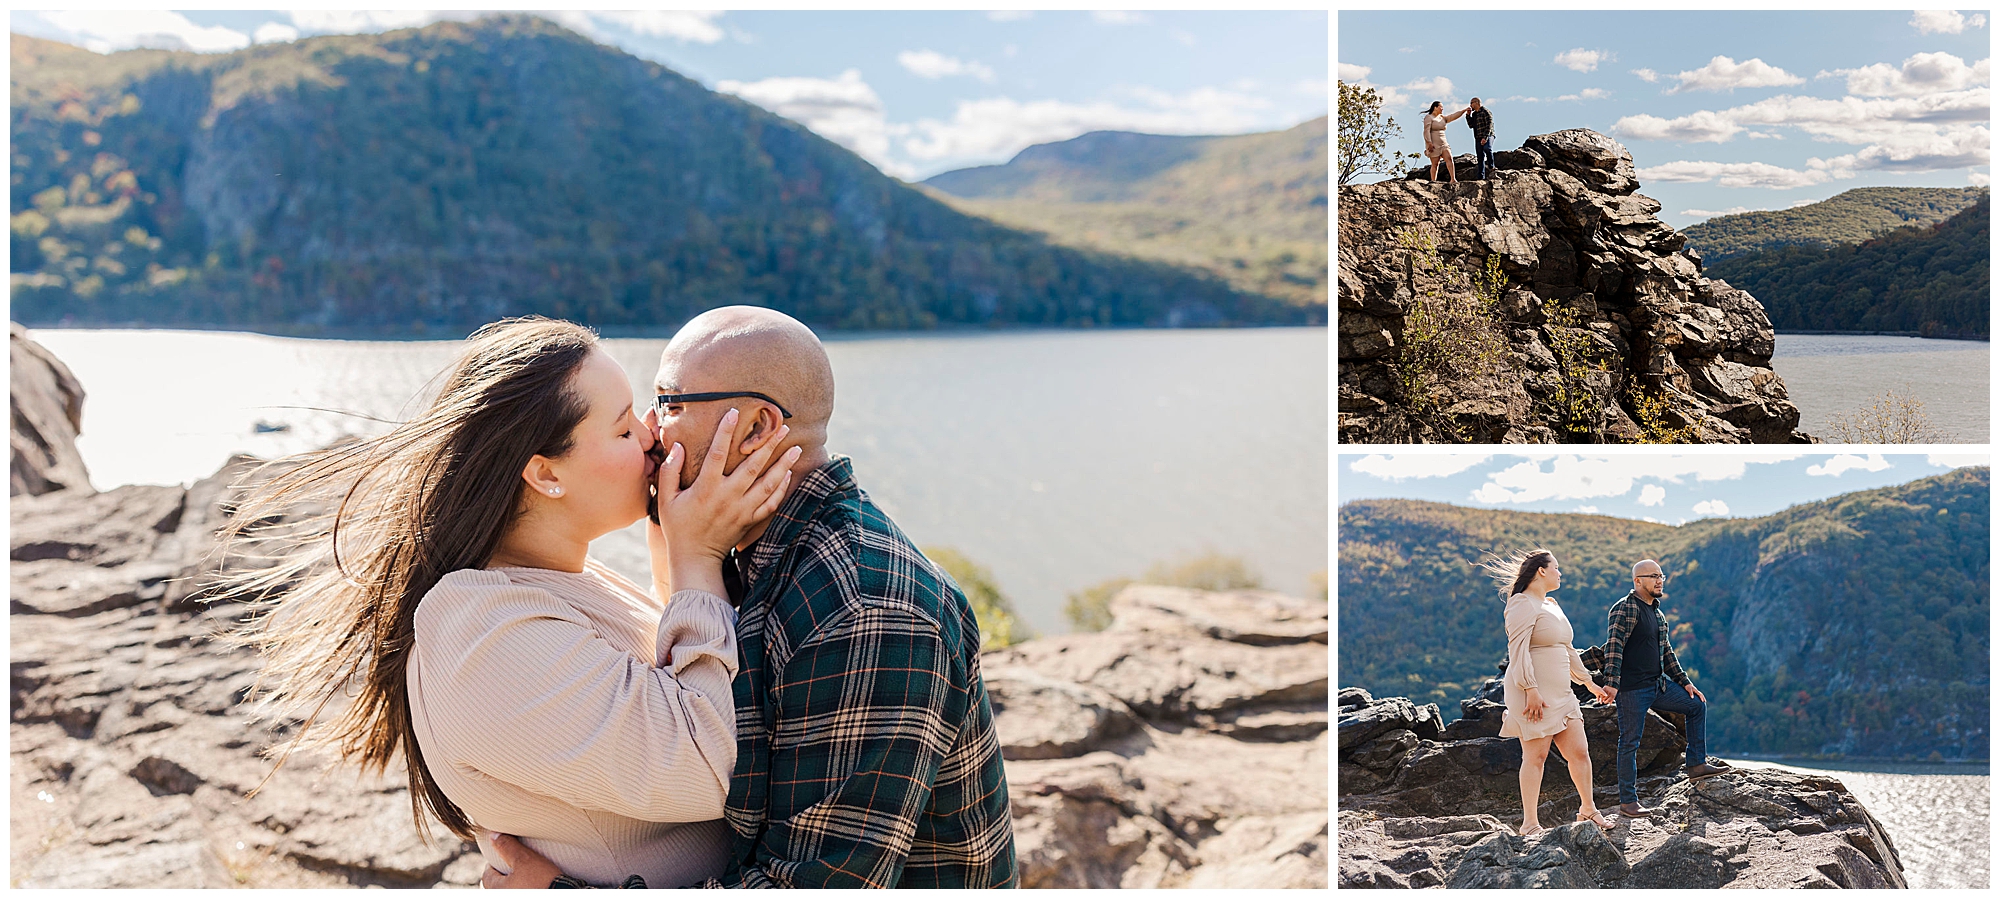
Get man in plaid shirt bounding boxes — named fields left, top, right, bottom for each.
left=486, top=307, right=1016, bottom=888
left=1603, top=559, right=1729, bottom=818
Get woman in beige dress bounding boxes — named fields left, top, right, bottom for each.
left=222, top=318, right=799, bottom=886
left=1487, top=549, right=1614, bottom=835
left=1423, top=100, right=1470, bottom=185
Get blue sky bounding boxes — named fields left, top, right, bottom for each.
left=1339, top=10, right=1990, bottom=228
left=10, top=9, right=1328, bottom=181
left=1337, top=453, right=1988, bottom=524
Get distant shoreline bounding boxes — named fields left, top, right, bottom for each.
left=1731, top=753, right=1990, bottom=775
left=1778, top=329, right=1988, bottom=343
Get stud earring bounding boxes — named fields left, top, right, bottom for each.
left=549, top=487, right=562, bottom=497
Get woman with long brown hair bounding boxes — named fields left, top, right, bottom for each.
left=220, top=317, right=798, bottom=887
left=1481, top=549, right=1615, bottom=836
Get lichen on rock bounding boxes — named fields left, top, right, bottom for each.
left=1338, top=129, right=1814, bottom=444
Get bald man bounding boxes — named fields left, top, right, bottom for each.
left=487, top=307, right=1016, bottom=888
left=1603, top=559, right=1729, bottom=818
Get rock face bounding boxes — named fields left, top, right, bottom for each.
left=11, top=323, right=93, bottom=496
left=10, top=352, right=1326, bottom=887
left=985, top=585, right=1329, bottom=888
left=1338, top=129, right=1811, bottom=444
left=1337, top=683, right=1908, bottom=889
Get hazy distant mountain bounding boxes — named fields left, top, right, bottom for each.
left=922, top=118, right=1328, bottom=309
left=1339, top=467, right=1989, bottom=761
left=1681, top=186, right=1988, bottom=262
left=1708, top=196, right=1989, bottom=338
left=8, top=18, right=1313, bottom=333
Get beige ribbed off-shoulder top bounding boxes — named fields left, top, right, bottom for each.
left=407, top=557, right=739, bottom=888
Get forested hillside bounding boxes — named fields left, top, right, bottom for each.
left=1681, top=186, right=1987, bottom=261
left=923, top=118, right=1327, bottom=308
left=1338, top=468, right=1989, bottom=760
left=9, top=18, right=1313, bottom=333
left=1706, top=197, right=1989, bottom=338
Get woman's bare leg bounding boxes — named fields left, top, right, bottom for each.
left=1429, top=157, right=1439, bottom=181
left=1519, top=735, right=1554, bottom=831
left=1554, top=720, right=1599, bottom=816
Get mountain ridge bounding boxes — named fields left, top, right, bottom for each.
left=9, top=18, right=1313, bottom=333
left=922, top=117, right=1327, bottom=308
left=1681, top=186, right=1988, bottom=261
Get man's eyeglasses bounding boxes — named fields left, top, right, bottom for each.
left=1636, top=573, right=1669, bottom=582
left=655, top=391, right=793, bottom=419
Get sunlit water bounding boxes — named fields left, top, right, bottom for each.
left=26, top=327, right=1328, bottom=634
left=1772, top=334, right=1988, bottom=443
left=1731, top=757, right=1988, bottom=889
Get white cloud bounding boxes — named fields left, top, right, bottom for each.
left=1338, top=63, right=1372, bottom=82
left=718, top=69, right=909, bottom=177
left=1682, top=206, right=1753, bottom=218
left=1637, top=484, right=1667, bottom=506
left=1970, top=171, right=1992, bottom=186
left=1691, top=499, right=1731, bottom=517
left=1351, top=75, right=1457, bottom=112
left=1666, top=56, right=1806, bottom=93
left=1911, top=9, right=1987, bottom=34
left=252, top=21, right=299, bottom=44
left=1296, top=79, right=1329, bottom=97
left=581, top=10, right=726, bottom=43
left=1806, top=453, right=1893, bottom=477
left=1554, top=48, right=1608, bottom=73
left=1575, top=505, right=1600, bottom=513
left=898, top=50, right=995, bottom=83
left=288, top=10, right=448, bottom=34
left=1928, top=454, right=1990, bottom=468
left=899, top=87, right=1273, bottom=164
left=1466, top=455, right=1801, bottom=504
left=1632, top=68, right=1660, bottom=83
left=1092, top=11, right=1149, bottom=25
left=1824, top=52, right=1990, bottom=98
left=33, top=10, right=251, bottom=53
left=988, top=10, right=1034, bottom=21
left=1349, top=454, right=1492, bottom=480
left=1613, top=110, right=1744, bottom=143
left=1639, top=160, right=1835, bottom=189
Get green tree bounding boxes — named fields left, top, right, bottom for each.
left=923, top=546, right=1028, bottom=649
left=1337, top=80, right=1419, bottom=186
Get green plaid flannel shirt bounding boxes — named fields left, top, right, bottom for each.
left=712, top=456, right=1016, bottom=888
left=1602, top=591, right=1691, bottom=690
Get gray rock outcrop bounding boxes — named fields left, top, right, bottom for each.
left=1337, top=685, right=1907, bottom=888
left=11, top=323, right=93, bottom=496
left=1338, top=129, right=1811, bottom=443
left=986, top=585, right=1329, bottom=888
left=11, top=350, right=1326, bottom=887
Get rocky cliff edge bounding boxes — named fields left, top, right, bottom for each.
left=1338, top=129, right=1812, bottom=444
left=1336, top=674, right=1906, bottom=889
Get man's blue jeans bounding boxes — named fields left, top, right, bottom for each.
left=1475, top=136, right=1495, bottom=180
left=1615, top=676, right=1707, bottom=804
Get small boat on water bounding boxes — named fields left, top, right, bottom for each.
left=252, top=420, right=291, bottom=434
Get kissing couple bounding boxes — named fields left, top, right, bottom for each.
left=222, top=308, right=1017, bottom=888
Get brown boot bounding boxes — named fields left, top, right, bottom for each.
left=1684, top=762, right=1729, bottom=779
left=1618, top=802, right=1655, bottom=817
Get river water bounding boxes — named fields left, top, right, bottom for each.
left=1771, top=334, right=1989, bottom=442
left=25, top=327, right=1329, bottom=634
left=1730, top=757, right=1988, bottom=889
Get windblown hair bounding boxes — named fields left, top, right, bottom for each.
left=217, top=317, right=600, bottom=841
left=1428, top=100, right=1444, bottom=113
left=1479, top=548, right=1555, bottom=599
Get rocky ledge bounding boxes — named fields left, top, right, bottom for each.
left=1337, top=678, right=1906, bottom=889
left=10, top=329, right=1327, bottom=888
left=1338, top=128, right=1811, bottom=444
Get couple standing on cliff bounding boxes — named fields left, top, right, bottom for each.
left=1423, top=97, right=1495, bottom=185
left=1482, top=550, right=1733, bottom=836
left=218, top=308, right=1016, bottom=888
